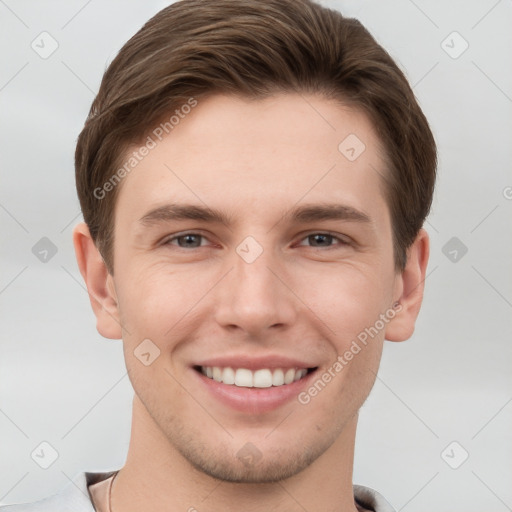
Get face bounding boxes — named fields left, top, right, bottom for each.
left=108, top=93, right=403, bottom=482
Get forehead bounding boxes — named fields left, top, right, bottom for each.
left=115, top=93, right=389, bottom=225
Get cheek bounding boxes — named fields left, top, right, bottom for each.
left=297, top=262, right=393, bottom=343
left=116, top=262, right=216, bottom=343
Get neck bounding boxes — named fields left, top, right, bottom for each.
left=111, top=395, right=361, bottom=512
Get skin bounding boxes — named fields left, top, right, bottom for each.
left=74, top=93, right=429, bottom=512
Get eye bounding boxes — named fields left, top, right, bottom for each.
left=161, top=231, right=350, bottom=250
left=163, top=232, right=208, bottom=248
left=297, top=232, right=350, bottom=248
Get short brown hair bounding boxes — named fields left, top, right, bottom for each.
left=75, top=0, right=436, bottom=273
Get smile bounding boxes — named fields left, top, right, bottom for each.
left=192, top=360, right=319, bottom=413
left=198, top=366, right=312, bottom=388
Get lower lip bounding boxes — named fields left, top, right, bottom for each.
left=193, top=368, right=317, bottom=414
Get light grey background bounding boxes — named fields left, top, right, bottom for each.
left=1, top=0, right=511, bottom=510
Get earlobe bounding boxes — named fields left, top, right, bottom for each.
left=385, top=228, right=430, bottom=342
left=72, top=222, right=122, bottom=340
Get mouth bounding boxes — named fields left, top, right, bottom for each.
left=191, top=354, right=320, bottom=414
left=193, top=365, right=317, bottom=388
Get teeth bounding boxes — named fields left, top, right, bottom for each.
left=222, top=367, right=235, bottom=385
left=200, top=366, right=309, bottom=388
left=253, top=369, right=273, bottom=388
left=212, top=366, right=222, bottom=382
left=235, top=368, right=253, bottom=387
left=284, top=368, right=295, bottom=385
left=272, top=368, right=284, bottom=386
left=293, top=370, right=307, bottom=382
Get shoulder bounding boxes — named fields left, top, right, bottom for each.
left=354, top=484, right=396, bottom=512
left=0, top=471, right=117, bottom=512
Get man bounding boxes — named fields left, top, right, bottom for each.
left=1, top=0, right=436, bottom=510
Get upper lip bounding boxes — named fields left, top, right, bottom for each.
left=193, top=355, right=318, bottom=371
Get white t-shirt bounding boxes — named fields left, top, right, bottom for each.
left=0, top=470, right=396, bottom=512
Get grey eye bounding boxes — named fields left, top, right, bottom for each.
left=305, top=234, right=338, bottom=247
left=170, top=234, right=204, bottom=248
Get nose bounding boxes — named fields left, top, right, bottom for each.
left=214, top=242, right=298, bottom=337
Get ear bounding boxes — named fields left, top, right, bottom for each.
left=72, top=222, right=122, bottom=339
left=385, top=228, right=430, bottom=342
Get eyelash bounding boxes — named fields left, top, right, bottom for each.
left=162, top=232, right=351, bottom=249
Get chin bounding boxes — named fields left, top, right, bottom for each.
left=166, top=424, right=339, bottom=484
left=183, top=445, right=319, bottom=483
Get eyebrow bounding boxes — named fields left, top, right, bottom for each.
left=138, top=202, right=372, bottom=228
left=139, top=203, right=234, bottom=227
left=288, top=203, right=371, bottom=224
